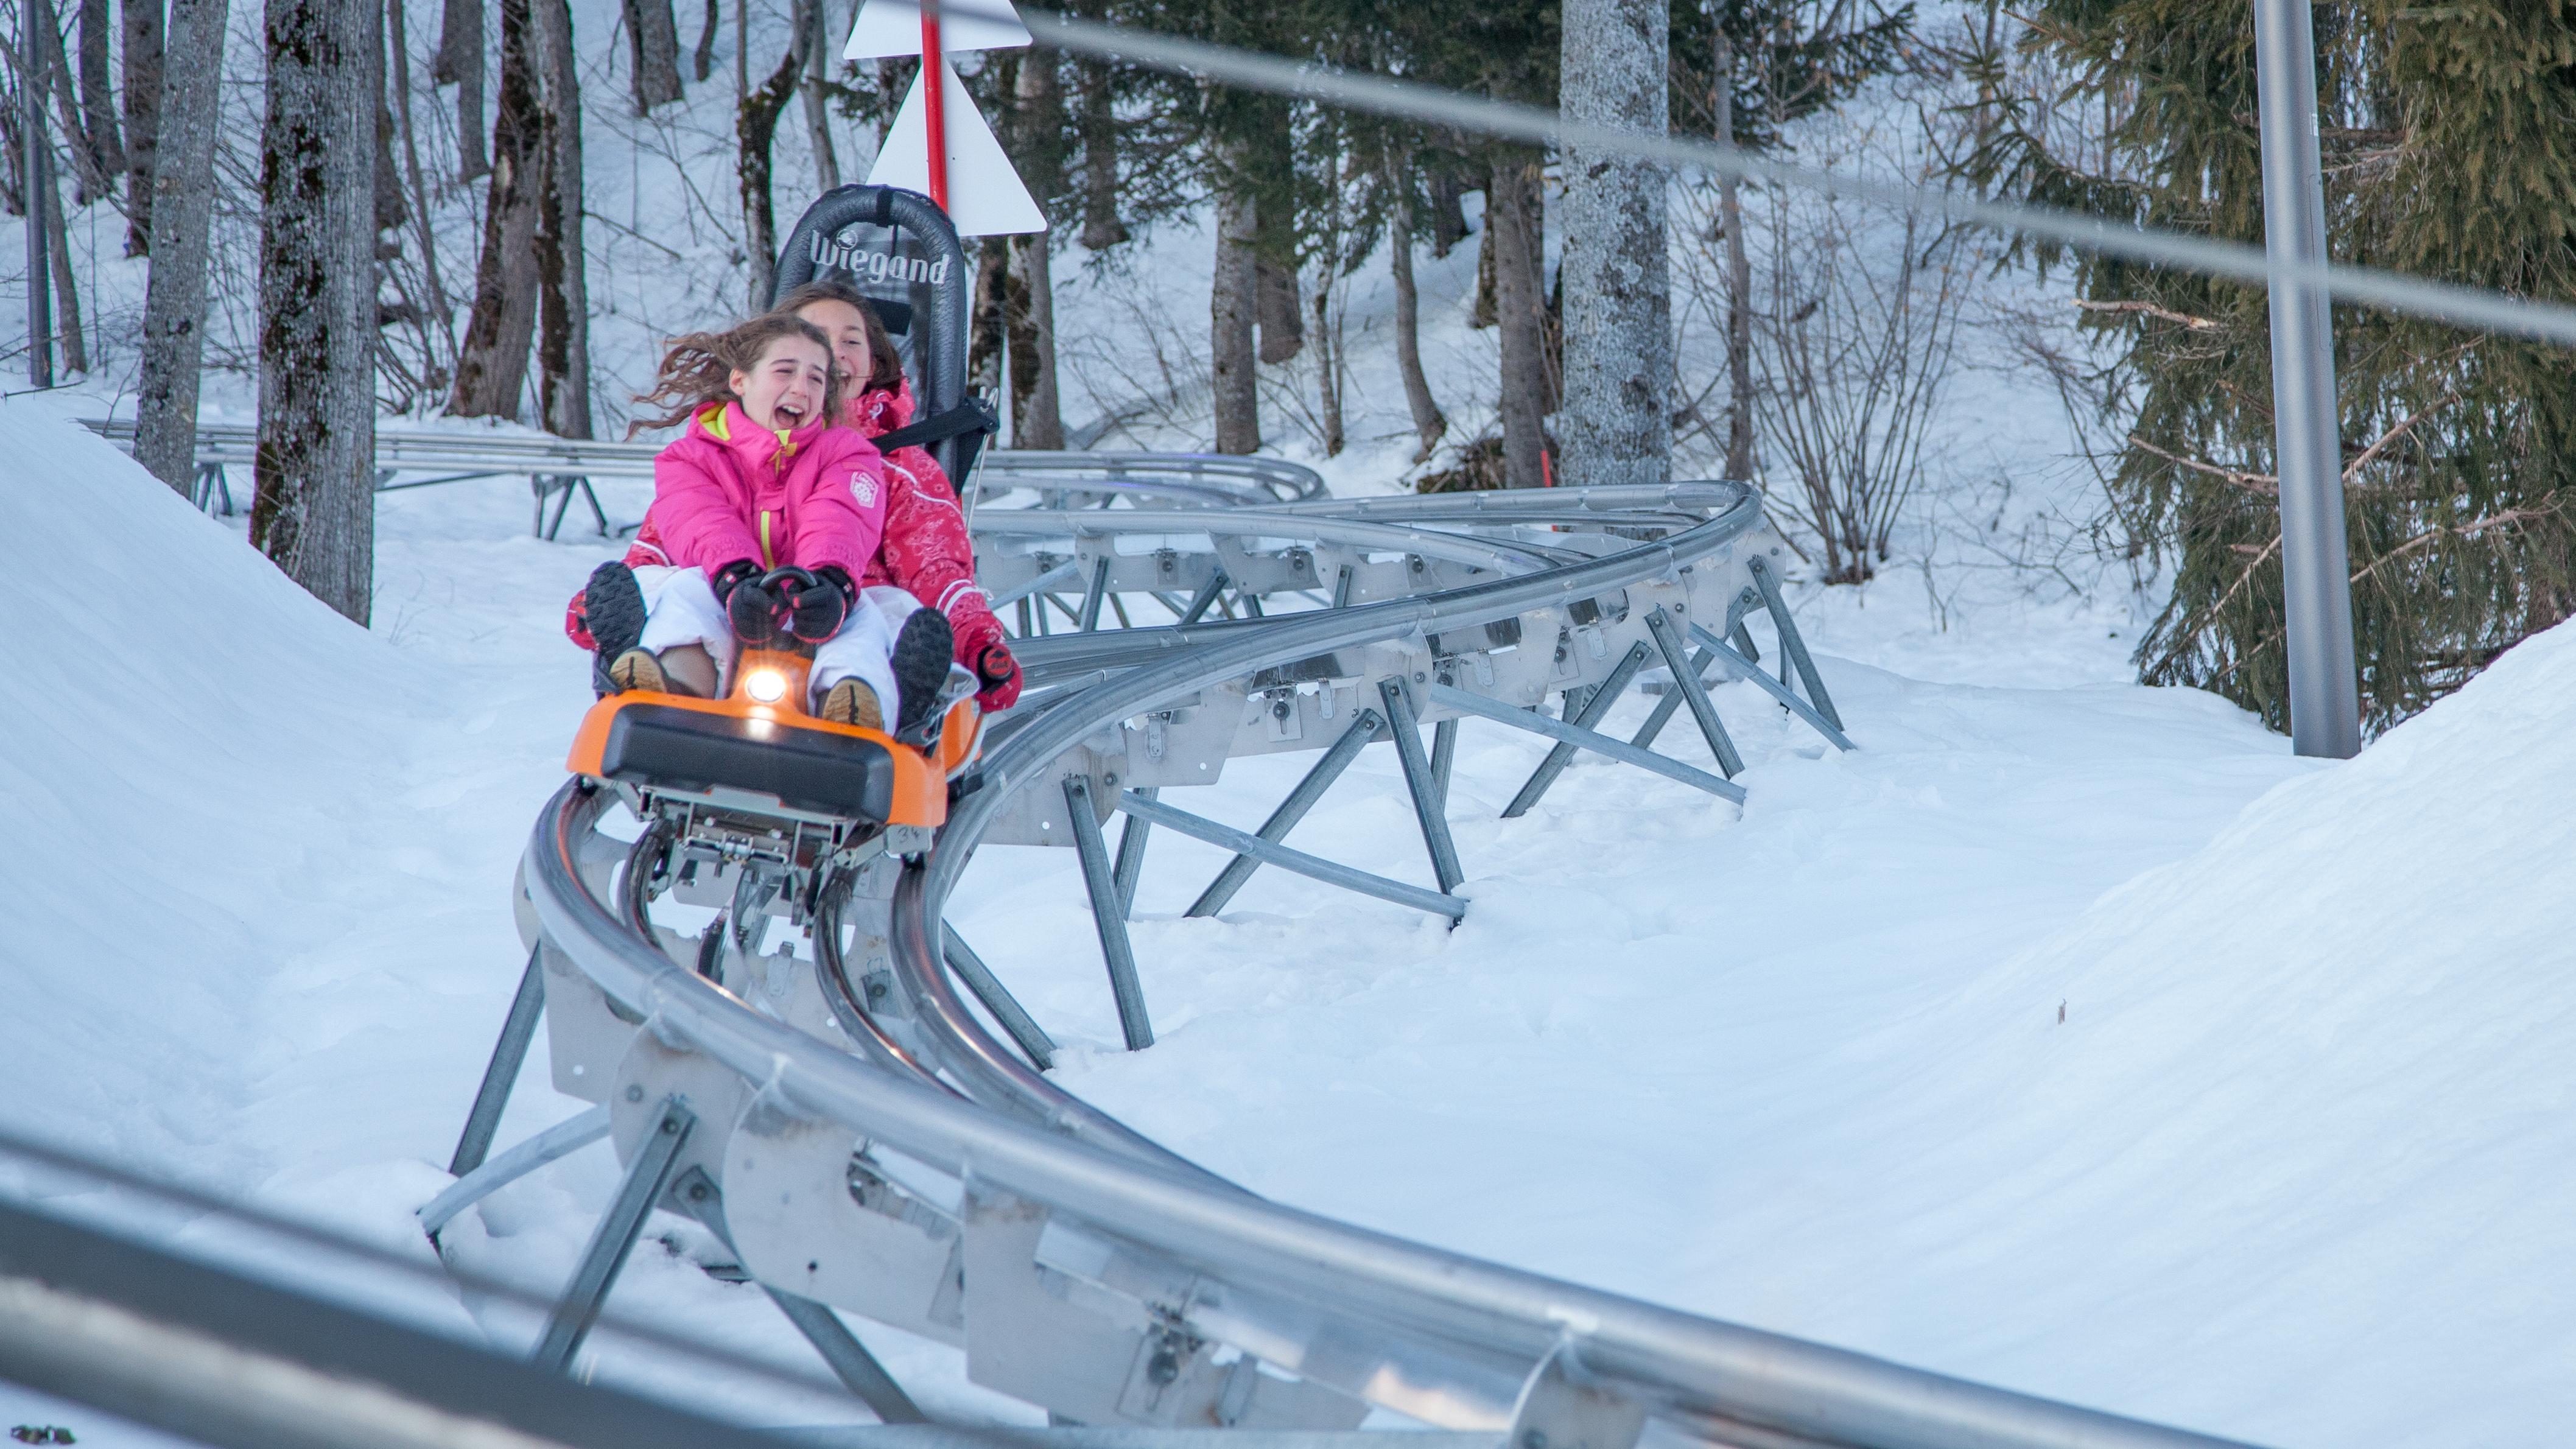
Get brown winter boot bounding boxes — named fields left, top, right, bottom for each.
left=820, top=679, right=885, bottom=730
left=606, top=648, right=668, bottom=693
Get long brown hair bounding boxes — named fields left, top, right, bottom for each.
left=626, top=314, right=841, bottom=436
left=773, top=278, right=907, bottom=396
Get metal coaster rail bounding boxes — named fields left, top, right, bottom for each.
left=463, top=467, right=2261, bottom=1449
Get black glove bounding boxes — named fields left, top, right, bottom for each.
left=782, top=566, right=853, bottom=644
left=713, top=561, right=782, bottom=645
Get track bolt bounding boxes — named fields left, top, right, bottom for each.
left=625, top=1086, right=645, bottom=1103
left=1148, top=1348, right=1181, bottom=1386
left=1522, top=1433, right=1547, bottom=1449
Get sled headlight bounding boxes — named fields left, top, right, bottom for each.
left=744, top=668, right=788, bottom=704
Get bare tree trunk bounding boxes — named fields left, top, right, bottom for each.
left=386, top=0, right=454, bottom=368
left=1314, top=279, right=1342, bottom=457
left=373, top=62, right=407, bottom=234
left=31, top=0, right=111, bottom=203
left=1210, top=188, right=1260, bottom=454
left=1471, top=205, right=1496, bottom=328
left=1255, top=253, right=1301, bottom=363
left=692, top=0, right=717, bottom=83
left=43, top=152, right=86, bottom=371
left=133, top=0, right=226, bottom=492
left=1714, top=30, right=1753, bottom=480
left=254, top=0, right=380, bottom=625
left=1558, top=0, right=1671, bottom=490
left=620, top=0, right=683, bottom=111
left=530, top=0, right=588, bottom=436
left=1009, top=234, right=1062, bottom=447
left=121, top=0, right=163, bottom=253
left=449, top=0, right=542, bottom=418
left=797, top=0, right=837, bottom=188
left=75, top=0, right=124, bottom=177
left=1387, top=158, right=1447, bottom=462
left=1489, top=153, right=1547, bottom=490
left=1426, top=163, right=1467, bottom=257
left=968, top=236, right=1007, bottom=396
left=737, top=30, right=802, bottom=309
left=1073, top=60, right=1123, bottom=247
left=433, top=0, right=487, bottom=181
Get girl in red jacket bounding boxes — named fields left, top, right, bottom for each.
left=575, top=314, right=956, bottom=735
left=778, top=279, right=1022, bottom=710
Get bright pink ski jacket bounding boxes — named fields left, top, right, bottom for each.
left=642, top=401, right=886, bottom=580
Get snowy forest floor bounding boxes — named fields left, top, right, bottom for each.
left=8, top=391, right=2575, bottom=1449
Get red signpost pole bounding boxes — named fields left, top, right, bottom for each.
left=920, top=0, right=950, bottom=211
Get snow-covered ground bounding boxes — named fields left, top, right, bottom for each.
left=6, top=385, right=2573, bottom=1448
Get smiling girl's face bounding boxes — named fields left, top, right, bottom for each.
left=796, top=300, right=874, bottom=407
left=730, top=333, right=832, bottom=432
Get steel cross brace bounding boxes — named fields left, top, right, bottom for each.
left=1643, top=608, right=1746, bottom=777
left=1427, top=683, right=1747, bottom=805
left=1746, top=555, right=1844, bottom=731
left=1077, top=557, right=1114, bottom=632
left=531, top=1096, right=696, bottom=1372
left=1688, top=622, right=1856, bottom=751
left=421, top=1106, right=611, bottom=1240
left=941, top=927, right=1059, bottom=1070
left=1120, top=790, right=1464, bottom=922
left=1379, top=678, right=1466, bottom=895
left=1504, top=642, right=1655, bottom=819
left=1177, top=568, right=1232, bottom=625
left=1113, top=788, right=1157, bottom=916
left=447, top=943, right=549, bottom=1177
left=669, top=1167, right=926, bottom=1425
left=1063, top=775, right=1154, bottom=1050
left=1187, top=707, right=1386, bottom=917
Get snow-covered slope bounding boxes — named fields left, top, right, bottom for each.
left=7, top=393, right=2572, bottom=1445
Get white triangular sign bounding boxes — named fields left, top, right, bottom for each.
left=865, top=58, right=1047, bottom=236
left=845, top=0, right=1030, bottom=59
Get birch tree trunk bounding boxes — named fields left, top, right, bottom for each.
left=620, top=0, right=684, bottom=111
left=1210, top=188, right=1260, bottom=454
left=1488, top=153, right=1548, bottom=490
left=1387, top=157, right=1447, bottom=462
left=132, top=0, right=226, bottom=493
left=253, top=0, right=380, bottom=625
left=1714, top=30, right=1753, bottom=480
left=449, top=0, right=542, bottom=418
left=121, top=0, right=163, bottom=253
left=1557, top=0, right=1671, bottom=489
left=432, top=0, right=487, bottom=181
left=530, top=0, right=588, bottom=436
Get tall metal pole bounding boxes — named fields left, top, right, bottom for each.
left=21, top=4, right=52, bottom=388
left=2252, top=0, right=2360, bottom=757
left=920, top=0, right=949, bottom=211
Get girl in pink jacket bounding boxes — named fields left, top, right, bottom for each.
left=577, top=314, right=955, bottom=735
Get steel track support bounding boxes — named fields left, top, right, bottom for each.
left=1689, top=623, right=1855, bottom=750
left=1378, top=679, right=1465, bottom=896
left=1503, top=642, right=1655, bottom=818
left=421, top=1106, right=611, bottom=1240
left=1176, top=570, right=1232, bottom=625
left=1428, top=683, right=1746, bottom=804
left=1112, top=788, right=1156, bottom=916
left=447, top=944, right=549, bottom=1177
left=941, top=927, right=1058, bottom=1071
left=1062, top=776, right=1154, bottom=1050
left=1644, top=608, right=1746, bottom=777
left=530, top=1097, right=695, bottom=1372
left=1747, top=556, right=1843, bottom=731
left=1332, top=564, right=1357, bottom=609
left=1630, top=647, right=1710, bottom=749
left=670, top=1168, right=926, bottom=1425
left=1187, top=707, right=1384, bottom=917
left=1430, top=718, right=1458, bottom=815
left=1077, top=558, right=1112, bottom=632
left=1123, top=790, right=1464, bottom=921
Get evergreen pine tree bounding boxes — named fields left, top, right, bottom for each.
left=1973, top=0, right=2576, bottom=731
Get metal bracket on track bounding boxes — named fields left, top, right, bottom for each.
left=1505, top=1343, right=1648, bottom=1449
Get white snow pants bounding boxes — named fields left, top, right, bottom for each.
left=634, top=566, right=925, bottom=720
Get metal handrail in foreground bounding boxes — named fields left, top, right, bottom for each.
left=520, top=480, right=2259, bottom=1449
